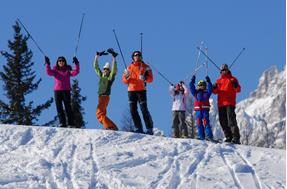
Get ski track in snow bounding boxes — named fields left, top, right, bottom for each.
left=0, top=125, right=285, bottom=189
left=221, top=144, right=262, bottom=189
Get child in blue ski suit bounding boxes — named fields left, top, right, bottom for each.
left=189, top=75, right=214, bottom=140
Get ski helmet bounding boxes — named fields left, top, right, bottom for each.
left=198, top=80, right=206, bottom=86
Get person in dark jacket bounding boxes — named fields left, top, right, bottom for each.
left=45, top=56, right=80, bottom=128
left=93, top=48, right=118, bottom=131
left=122, top=51, right=154, bottom=135
left=213, top=64, right=241, bottom=144
left=190, top=76, right=214, bottom=141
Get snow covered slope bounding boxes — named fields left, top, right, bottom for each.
left=211, top=66, right=286, bottom=149
left=0, top=125, right=285, bottom=189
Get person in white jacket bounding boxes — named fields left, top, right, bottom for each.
left=169, top=81, right=189, bottom=138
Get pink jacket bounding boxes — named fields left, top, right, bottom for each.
left=46, top=64, right=80, bottom=91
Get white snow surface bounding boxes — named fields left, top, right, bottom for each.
left=0, top=125, right=285, bottom=189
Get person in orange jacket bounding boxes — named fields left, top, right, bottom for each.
left=122, top=51, right=154, bottom=135
left=213, top=64, right=241, bottom=144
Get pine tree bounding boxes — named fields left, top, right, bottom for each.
left=71, top=79, right=87, bottom=128
left=0, top=21, right=53, bottom=125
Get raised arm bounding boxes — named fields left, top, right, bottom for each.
left=93, top=54, right=102, bottom=77
left=108, top=56, right=117, bottom=80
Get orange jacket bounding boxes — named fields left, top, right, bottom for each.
left=122, top=61, right=153, bottom=91
left=213, top=72, right=241, bottom=107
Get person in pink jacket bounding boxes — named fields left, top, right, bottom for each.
left=169, top=81, right=189, bottom=138
left=45, top=56, right=80, bottom=128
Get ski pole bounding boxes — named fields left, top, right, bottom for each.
left=74, top=13, right=85, bottom=56
left=195, top=41, right=204, bottom=76
left=17, top=18, right=46, bottom=56
left=184, top=62, right=206, bottom=82
left=205, top=47, right=208, bottom=76
left=140, top=32, right=143, bottom=56
left=149, top=63, right=173, bottom=86
left=229, top=48, right=246, bottom=69
left=196, top=46, right=220, bottom=71
left=112, top=29, right=127, bottom=69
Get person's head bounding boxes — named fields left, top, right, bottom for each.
left=56, top=56, right=67, bottom=68
left=132, top=51, right=142, bottom=62
left=197, top=80, right=207, bottom=90
left=175, top=82, right=184, bottom=93
left=220, top=64, right=230, bottom=74
left=103, top=62, right=111, bottom=76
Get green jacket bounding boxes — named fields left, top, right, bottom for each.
left=93, top=58, right=117, bottom=96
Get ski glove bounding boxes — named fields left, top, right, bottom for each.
left=73, top=57, right=79, bottom=65
left=191, top=75, right=196, bottom=84
left=124, top=69, right=130, bottom=80
left=205, top=76, right=211, bottom=83
left=45, top=56, right=50, bottom=65
left=107, top=48, right=118, bottom=57
left=96, top=51, right=108, bottom=56
left=232, top=80, right=239, bottom=88
left=212, top=83, right=218, bottom=90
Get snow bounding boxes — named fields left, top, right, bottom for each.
left=0, top=125, right=285, bottom=189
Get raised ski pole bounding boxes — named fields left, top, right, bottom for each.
left=196, top=46, right=220, bottom=71
left=112, top=29, right=127, bottom=69
left=149, top=64, right=173, bottom=86
left=74, top=13, right=85, bottom=56
left=140, top=32, right=143, bottom=55
left=229, top=48, right=246, bottom=69
left=17, top=18, right=46, bottom=56
left=205, top=47, right=208, bottom=76
left=195, top=41, right=204, bottom=76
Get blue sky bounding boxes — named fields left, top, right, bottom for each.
left=0, top=0, right=285, bottom=135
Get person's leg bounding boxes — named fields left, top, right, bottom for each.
left=226, top=106, right=240, bottom=143
left=138, top=91, right=153, bottom=134
left=172, top=111, right=180, bottom=138
left=178, top=111, right=188, bottom=138
left=218, top=106, right=232, bottom=142
left=54, top=91, right=67, bottom=127
left=195, top=110, right=204, bottom=140
left=128, top=91, right=143, bottom=133
left=203, top=110, right=213, bottom=139
left=62, top=91, right=74, bottom=127
left=96, top=96, right=118, bottom=130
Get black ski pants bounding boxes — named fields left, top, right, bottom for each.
left=128, top=90, right=153, bottom=130
left=218, top=105, right=240, bottom=140
left=54, top=90, right=74, bottom=127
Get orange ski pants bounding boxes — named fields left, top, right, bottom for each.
left=96, top=95, right=118, bottom=130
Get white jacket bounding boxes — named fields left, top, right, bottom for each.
left=169, top=84, right=189, bottom=111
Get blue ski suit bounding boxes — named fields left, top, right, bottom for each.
left=189, top=81, right=213, bottom=140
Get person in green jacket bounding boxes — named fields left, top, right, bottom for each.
left=94, top=48, right=118, bottom=130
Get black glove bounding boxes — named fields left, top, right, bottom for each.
left=73, top=57, right=79, bottom=64
left=212, top=83, right=218, bottom=90
left=96, top=51, right=108, bottom=56
left=107, top=48, right=118, bottom=57
left=191, top=75, right=196, bottom=84
left=205, top=76, right=211, bottom=83
left=232, top=80, right=239, bottom=88
left=45, top=56, right=50, bottom=65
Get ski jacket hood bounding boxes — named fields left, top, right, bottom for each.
left=46, top=63, right=80, bottom=91
left=213, top=72, right=241, bottom=107
left=122, top=61, right=153, bottom=91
